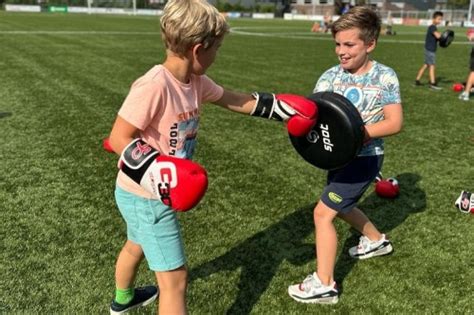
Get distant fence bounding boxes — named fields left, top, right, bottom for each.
left=4, top=4, right=474, bottom=27
left=284, top=9, right=472, bottom=27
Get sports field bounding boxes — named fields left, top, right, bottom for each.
left=0, top=11, right=473, bottom=314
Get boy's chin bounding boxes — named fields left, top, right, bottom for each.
left=340, top=64, right=356, bottom=72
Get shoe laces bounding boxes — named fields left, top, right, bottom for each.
left=358, top=235, right=370, bottom=250
left=301, top=274, right=322, bottom=292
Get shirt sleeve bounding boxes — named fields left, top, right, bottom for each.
left=313, top=69, right=335, bottom=93
left=379, top=68, right=401, bottom=106
left=200, top=75, right=224, bottom=103
left=118, top=78, right=163, bottom=130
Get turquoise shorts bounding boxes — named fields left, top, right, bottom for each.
left=115, top=186, right=186, bottom=272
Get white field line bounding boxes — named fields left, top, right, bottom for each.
left=0, top=28, right=468, bottom=45
left=0, top=30, right=157, bottom=35
left=230, top=27, right=470, bottom=45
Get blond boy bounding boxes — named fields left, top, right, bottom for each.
left=107, top=0, right=316, bottom=313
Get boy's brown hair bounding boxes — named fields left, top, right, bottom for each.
left=331, top=6, right=381, bottom=44
left=433, top=11, right=443, bottom=19
left=160, top=0, right=229, bottom=56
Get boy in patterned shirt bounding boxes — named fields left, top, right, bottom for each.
left=288, top=6, right=403, bottom=304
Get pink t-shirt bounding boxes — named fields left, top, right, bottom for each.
left=116, top=65, right=224, bottom=198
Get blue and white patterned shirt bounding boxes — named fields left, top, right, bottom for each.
left=314, top=61, right=401, bottom=156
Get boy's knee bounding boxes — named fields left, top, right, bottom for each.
left=313, top=202, right=337, bottom=223
left=155, top=266, right=188, bottom=293
left=123, top=240, right=144, bottom=258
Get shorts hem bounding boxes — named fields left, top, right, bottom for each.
left=320, top=196, right=355, bottom=214
left=148, top=259, right=187, bottom=272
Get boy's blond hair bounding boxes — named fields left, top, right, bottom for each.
left=160, top=0, right=229, bottom=56
left=331, top=6, right=381, bottom=44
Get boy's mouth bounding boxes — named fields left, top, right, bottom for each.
left=340, top=57, right=351, bottom=64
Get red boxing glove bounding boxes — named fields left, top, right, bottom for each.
left=119, top=139, right=208, bottom=212
left=103, top=137, right=114, bottom=153
left=375, top=177, right=400, bottom=199
left=454, top=191, right=474, bottom=214
left=251, top=92, right=318, bottom=137
left=452, top=83, right=464, bottom=92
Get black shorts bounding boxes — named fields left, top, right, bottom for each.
left=320, top=155, right=383, bottom=213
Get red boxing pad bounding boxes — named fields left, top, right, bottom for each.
left=277, top=94, right=318, bottom=137
left=375, top=178, right=400, bottom=199
left=103, top=137, right=114, bottom=153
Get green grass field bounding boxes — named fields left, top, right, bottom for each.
left=1, top=12, right=473, bottom=314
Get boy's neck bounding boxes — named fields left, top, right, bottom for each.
left=348, top=58, right=373, bottom=76
left=163, top=54, right=193, bottom=84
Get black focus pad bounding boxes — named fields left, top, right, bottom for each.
left=439, top=30, right=454, bottom=48
left=289, top=92, right=364, bottom=170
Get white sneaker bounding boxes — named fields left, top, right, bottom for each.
left=459, top=92, right=469, bottom=101
left=349, top=234, right=393, bottom=259
left=288, top=272, right=338, bottom=304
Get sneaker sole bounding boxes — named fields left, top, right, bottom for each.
left=110, top=293, right=158, bottom=315
left=288, top=293, right=339, bottom=305
left=350, top=244, right=394, bottom=260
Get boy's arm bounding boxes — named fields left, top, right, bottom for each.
left=431, top=25, right=442, bottom=39
left=364, top=103, right=403, bottom=140
left=109, top=116, right=140, bottom=155
left=212, top=89, right=255, bottom=114
left=212, top=89, right=318, bottom=137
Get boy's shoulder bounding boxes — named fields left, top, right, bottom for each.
left=321, top=64, right=343, bottom=77
left=372, top=61, right=397, bottom=75
left=371, top=62, right=399, bottom=87
left=141, top=64, right=168, bottom=82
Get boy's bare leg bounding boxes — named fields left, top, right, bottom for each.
left=156, top=266, right=188, bottom=315
left=337, top=207, right=382, bottom=241
left=416, top=64, right=427, bottom=81
left=115, top=240, right=144, bottom=289
left=465, top=71, right=474, bottom=93
left=429, top=65, right=436, bottom=84
left=314, top=201, right=339, bottom=286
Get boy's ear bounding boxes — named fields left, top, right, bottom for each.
left=191, top=43, right=204, bottom=58
left=366, top=39, right=377, bottom=53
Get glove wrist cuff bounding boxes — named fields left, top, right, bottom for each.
left=250, top=92, right=275, bottom=119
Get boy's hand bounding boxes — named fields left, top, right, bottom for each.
left=119, top=139, right=208, bottom=212
left=363, top=127, right=372, bottom=144
left=251, top=93, right=318, bottom=137
left=467, top=28, right=474, bottom=41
